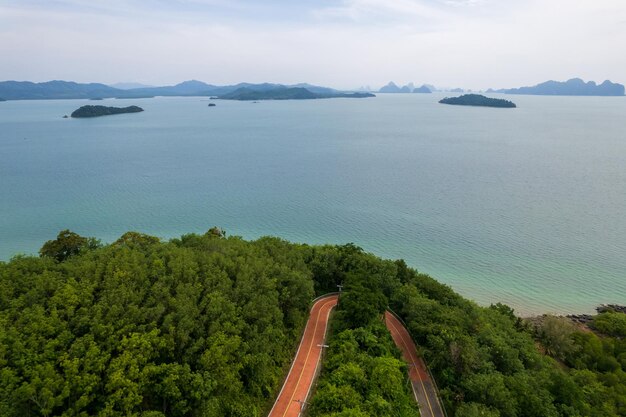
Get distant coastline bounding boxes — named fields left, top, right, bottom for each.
left=498, top=78, right=625, bottom=96
left=1, top=78, right=624, bottom=100
left=0, top=80, right=375, bottom=101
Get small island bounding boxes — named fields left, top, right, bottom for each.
left=70, top=105, right=144, bottom=118
left=208, top=103, right=216, bottom=107
left=439, top=94, right=516, bottom=108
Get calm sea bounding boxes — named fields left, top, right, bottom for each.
left=1, top=94, right=625, bottom=315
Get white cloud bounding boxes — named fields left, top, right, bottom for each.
left=1, top=0, right=625, bottom=89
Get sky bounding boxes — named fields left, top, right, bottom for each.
left=1, top=0, right=625, bottom=90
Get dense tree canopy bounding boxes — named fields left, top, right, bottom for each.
left=1, top=231, right=316, bottom=416
left=1, top=230, right=625, bottom=416
left=388, top=274, right=626, bottom=417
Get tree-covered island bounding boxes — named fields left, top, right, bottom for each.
left=70, top=105, right=144, bottom=118
left=219, top=86, right=375, bottom=100
left=439, top=94, right=517, bottom=108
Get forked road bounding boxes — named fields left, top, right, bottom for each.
left=268, top=294, right=338, bottom=417
left=385, top=311, right=446, bottom=417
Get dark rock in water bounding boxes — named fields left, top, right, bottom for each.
left=89, top=97, right=104, bottom=101
left=63, top=115, right=69, bottom=118
left=597, top=304, right=626, bottom=314
left=439, top=94, right=516, bottom=108
left=70, top=105, right=144, bottom=118
left=567, top=314, right=594, bottom=325
left=208, top=103, right=216, bottom=107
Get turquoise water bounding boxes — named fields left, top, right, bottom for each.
left=1, top=94, right=625, bottom=315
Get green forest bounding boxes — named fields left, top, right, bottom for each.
left=1, top=229, right=625, bottom=416
left=309, top=267, right=421, bottom=417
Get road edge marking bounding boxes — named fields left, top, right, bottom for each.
left=386, top=313, right=436, bottom=417
left=302, top=300, right=336, bottom=415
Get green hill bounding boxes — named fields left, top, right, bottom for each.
left=219, top=86, right=375, bottom=100
left=220, top=86, right=318, bottom=100
left=1, top=230, right=624, bottom=417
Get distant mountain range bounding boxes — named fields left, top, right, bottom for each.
left=0, top=80, right=368, bottom=101
left=376, top=78, right=626, bottom=96
left=378, top=82, right=432, bottom=93
left=3, top=78, right=623, bottom=100
left=376, top=82, right=471, bottom=94
left=496, top=78, right=625, bottom=96
left=0, top=81, right=139, bottom=100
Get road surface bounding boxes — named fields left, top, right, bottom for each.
left=385, top=311, right=446, bottom=417
left=268, top=294, right=338, bottom=417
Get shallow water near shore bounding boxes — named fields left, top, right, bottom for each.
left=1, top=93, right=625, bottom=315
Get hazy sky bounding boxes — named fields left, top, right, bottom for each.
left=1, top=0, right=625, bottom=90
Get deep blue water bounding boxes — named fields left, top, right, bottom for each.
left=1, top=94, right=625, bottom=315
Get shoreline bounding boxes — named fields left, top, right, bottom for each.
left=0, top=245, right=620, bottom=319
left=523, top=303, right=626, bottom=322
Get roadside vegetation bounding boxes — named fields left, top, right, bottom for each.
left=1, top=230, right=625, bottom=416
left=308, top=269, right=420, bottom=417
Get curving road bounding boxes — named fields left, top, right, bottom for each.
left=385, top=311, right=446, bottom=417
left=268, top=294, right=338, bottom=417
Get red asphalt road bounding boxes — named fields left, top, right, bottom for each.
left=385, top=311, right=446, bottom=417
left=268, top=294, right=338, bottom=417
